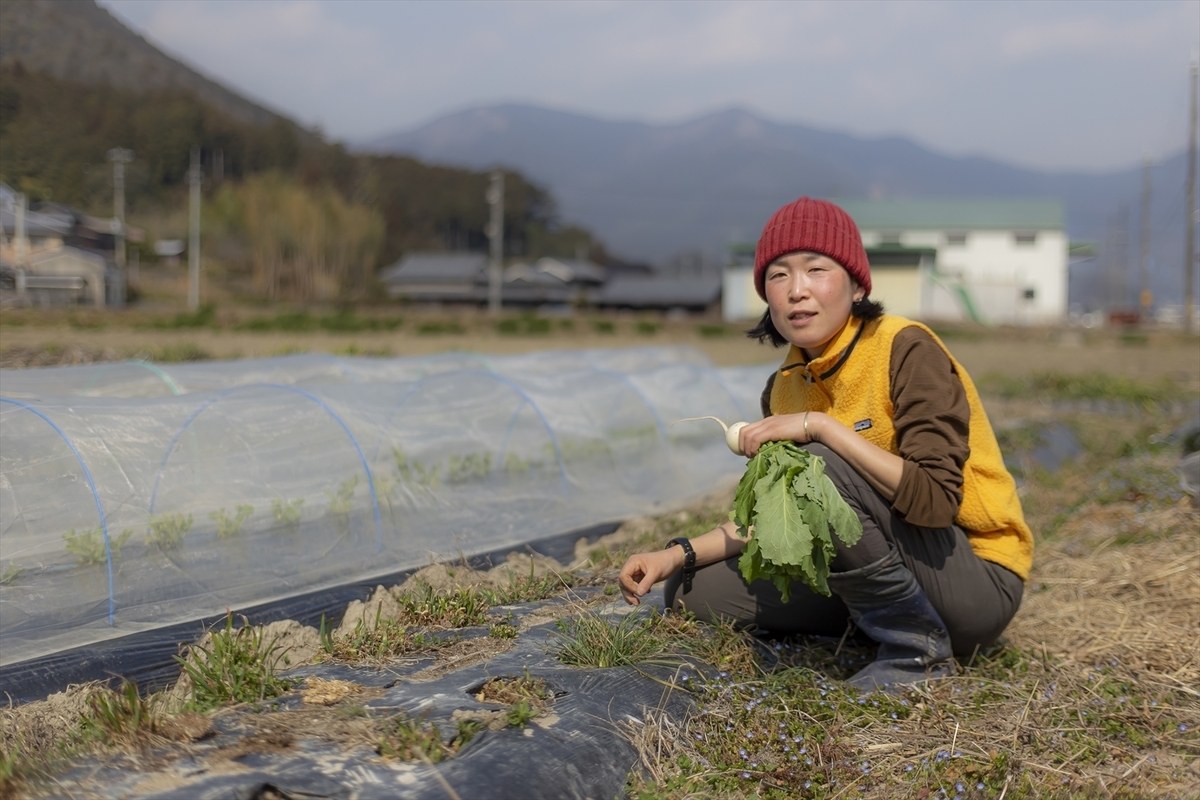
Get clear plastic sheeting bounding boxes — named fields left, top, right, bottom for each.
left=0, top=348, right=774, bottom=668
left=0, top=346, right=716, bottom=399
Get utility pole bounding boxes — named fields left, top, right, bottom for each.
left=188, top=147, right=202, bottom=311
left=486, top=170, right=504, bottom=314
left=108, top=148, right=134, bottom=307
left=1139, top=156, right=1152, bottom=319
left=14, top=192, right=26, bottom=298
left=1116, top=204, right=1130, bottom=309
left=107, top=148, right=134, bottom=272
left=1185, top=57, right=1198, bottom=335
left=14, top=191, right=26, bottom=269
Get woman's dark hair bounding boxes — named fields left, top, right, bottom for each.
left=745, top=297, right=885, bottom=347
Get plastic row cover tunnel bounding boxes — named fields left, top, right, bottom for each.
left=0, top=348, right=774, bottom=669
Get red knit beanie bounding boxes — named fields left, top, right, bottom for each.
left=754, top=197, right=871, bottom=300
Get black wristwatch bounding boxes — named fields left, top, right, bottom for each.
left=665, top=537, right=696, bottom=594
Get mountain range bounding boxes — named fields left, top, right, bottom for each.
left=364, top=105, right=1192, bottom=300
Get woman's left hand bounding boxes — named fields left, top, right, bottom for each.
left=737, top=412, right=824, bottom=457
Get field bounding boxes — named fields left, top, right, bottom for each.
left=1, top=306, right=1198, bottom=798
left=2, top=303, right=1199, bottom=383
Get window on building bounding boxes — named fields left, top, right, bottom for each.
left=880, top=232, right=902, bottom=246
left=945, top=232, right=968, bottom=246
left=1014, top=231, right=1038, bottom=245
left=1023, top=287, right=1036, bottom=301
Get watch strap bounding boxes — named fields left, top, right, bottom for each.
left=665, top=537, right=696, bottom=594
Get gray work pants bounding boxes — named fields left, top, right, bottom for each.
left=665, top=443, right=1025, bottom=658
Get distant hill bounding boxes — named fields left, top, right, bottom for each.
left=0, top=0, right=283, bottom=129
left=364, top=105, right=1191, bottom=302
left=0, top=2, right=599, bottom=281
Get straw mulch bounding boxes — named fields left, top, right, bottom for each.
left=1011, top=499, right=1199, bottom=690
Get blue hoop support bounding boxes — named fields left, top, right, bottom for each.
left=371, top=370, right=569, bottom=497
left=0, top=397, right=117, bottom=625
left=642, top=363, right=752, bottom=424
left=588, top=368, right=671, bottom=450
left=148, top=383, right=384, bottom=552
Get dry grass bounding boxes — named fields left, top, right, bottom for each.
left=1014, top=501, right=1198, bottom=682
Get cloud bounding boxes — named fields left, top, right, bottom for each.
left=999, top=4, right=1189, bottom=61
left=100, top=0, right=1199, bottom=171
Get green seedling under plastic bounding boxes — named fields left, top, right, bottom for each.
left=64, top=527, right=133, bottom=566
left=0, top=560, right=24, bottom=585
left=209, top=504, right=254, bottom=539
left=146, top=513, right=193, bottom=550
left=445, top=452, right=491, bottom=483
left=326, top=475, right=358, bottom=515
left=371, top=474, right=400, bottom=521
left=503, top=452, right=541, bottom=475
left=271, top=497, right=304, bottom=529
left=393, top=446, right=441, bottom=489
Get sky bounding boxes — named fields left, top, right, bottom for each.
left=100, top=0, right=1200, bottom=174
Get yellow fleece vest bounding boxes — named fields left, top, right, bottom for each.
left=769, top=314, right=1033, bottom=580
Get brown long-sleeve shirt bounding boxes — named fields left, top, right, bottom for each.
left=760, top=326, right=970, bottom=528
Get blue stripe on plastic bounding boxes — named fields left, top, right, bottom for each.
left=0, top=397, right=117, bottom=625
left=81, top=360, right=183, bottom=397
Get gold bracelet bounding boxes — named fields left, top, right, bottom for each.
left=803, top=411, right=810, bottom=441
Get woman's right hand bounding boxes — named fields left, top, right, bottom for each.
left=618, top=547, right=685, bottom=605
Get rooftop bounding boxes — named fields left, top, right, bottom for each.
left=379, top=252, right=487, bottom=284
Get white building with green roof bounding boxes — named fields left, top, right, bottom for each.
left=839, top=198, right=1068, bottom=325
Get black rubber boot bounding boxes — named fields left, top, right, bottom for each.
left=826, top=548, right=955, bottom=692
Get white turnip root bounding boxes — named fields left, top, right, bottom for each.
left=674, top=416, right=749, bottom=456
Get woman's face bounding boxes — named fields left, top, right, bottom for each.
left=764, top=250, right=863, bottom=358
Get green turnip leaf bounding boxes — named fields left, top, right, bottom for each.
left=732, top=440, right=863, bottom=600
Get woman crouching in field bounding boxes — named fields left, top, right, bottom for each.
left=619, top=198, right=1031, bottom=691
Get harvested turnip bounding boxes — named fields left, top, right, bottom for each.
left=674, top=416, right=749, bottom=455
